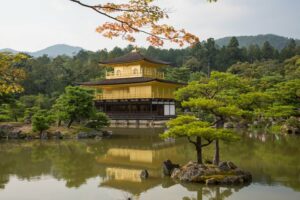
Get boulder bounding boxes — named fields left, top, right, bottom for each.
left=52, top=131, right=63, bottom=139
left=281, top=124, right=300, bottom=135
left=170, top=161, right=252, bottom=185
left=171, top=168, right=181, bottom=179
left=102, top=130, right=113, bottom=138
left=218, top=161, right=231, bottom=171
left=227, top=161, right=238, bottom=170
left=219, top=161, right=237, bottom=171
left=76, top=131, right=104, bottom=139
left=6, top=130, right=27, bottom=139
left=162, top=160, right=180, bottom=176
left=41, top=132, right=48, bottom=140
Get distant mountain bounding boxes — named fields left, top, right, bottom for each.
left=30, top=44, right=83, bottom=57
left=0, top=44, right=83, bottom=57
left=215, top=34, right=300, bottom=50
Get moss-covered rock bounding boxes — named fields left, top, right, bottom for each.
left=171, top=161, right=252, bottom=185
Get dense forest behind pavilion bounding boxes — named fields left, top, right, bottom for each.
left=0, top=37, right=299, bottom=137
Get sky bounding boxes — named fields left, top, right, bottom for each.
left=0, top=0, right=299, bottom=52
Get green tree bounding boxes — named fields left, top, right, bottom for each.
left=280, top=39, right=297, bottom=61
left=261, top=41, right=275, bottom=60
left=86, top=112, right=110, bottom=130
left=267, top=79, right=300, bottom=108
left=175, top=72, right=250, bottom=164
left=165, top=67, right=190, bottom=83
left=32, top=110, right=53, bottom=138
left=161, top=115, right=237, bottom=164
left=184, top=57, right=202, bottom=72
left=225, top=37, right=242, bottom=66
left=6, top=101, right=25, bottom=122
left=247, top=44, right=261, bottom=63
left=53, top=86, right=94, bottom=128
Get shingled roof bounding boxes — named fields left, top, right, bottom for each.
left=99, top=51, right=171, bottom=66
left=78, top=77, right=185, bottom=86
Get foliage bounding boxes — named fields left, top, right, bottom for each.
left=228, top=57, right=299, bottom=123
left=267, top=79, right=300, bottom=107
left=285, top=117, right=300, bottom=130
left=53, top=86, right=94, bottom=128
left=166, top=72, right=251, bottom=164
left=283, top=55, right=300, bottom=79
left=70, top=0, right=199, bottom=47
left=0, top=53, right=27, bottom=95
left=32, top=110, right=54, bottom=135
left=85, top=112, right=110, bottom=130
left=161, top=115, right=238, bottom=164
left=21, top=51, right=105, bottom=96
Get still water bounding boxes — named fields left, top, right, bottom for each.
left=0, top=128, right=299, bottom=200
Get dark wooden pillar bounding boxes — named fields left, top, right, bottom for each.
left=150, top=100, right=153, bottom=119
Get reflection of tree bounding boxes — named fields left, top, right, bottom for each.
left=43, top=141, right=106, bottom=188
left=0, top=141, right=105, bottom=188
left=221, top=133, right=300, bottom=191
left=181, top=184, right=244, bottom=200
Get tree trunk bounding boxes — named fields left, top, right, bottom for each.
left=39, top=130, right=43, bottom=139
left=213, top=139, right=220, bottom=165
left=67, top=119, right=74, bottom=128
left=213, top=119, right=224, bottom=165
left=196, top=136, right=203, bottom=164
left=57, top=119, right=62, bottom=127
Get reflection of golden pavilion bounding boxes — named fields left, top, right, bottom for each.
left=106, top=168, right=145, bottom=182
left=96, top=140, right=184, bottom=195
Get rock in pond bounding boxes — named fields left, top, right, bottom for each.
left=162, top=160, right=180, bottom=176
left=171, top=161, right=252, bottom=185
left=218, top=161, right=237, bottom=171
left=76, top=130, right=112, bottom=139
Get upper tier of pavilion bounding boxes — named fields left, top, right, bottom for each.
left=100, top=50, right=171, bottom=80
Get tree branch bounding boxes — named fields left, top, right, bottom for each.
left=201, top=139, right=214, bottom=147
left=187, top=136, right=197, bottom=145
left=69, top=0, right=167, bottom=40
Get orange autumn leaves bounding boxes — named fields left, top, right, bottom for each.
left=0, top=53, right=27, bottom=95
left=72, top=0, right=199, bottom=47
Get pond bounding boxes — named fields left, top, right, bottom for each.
left=0, top=128, right=299, bottom=200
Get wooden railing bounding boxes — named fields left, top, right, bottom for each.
left=95, top=92, right=173, bottom=100
left=106, top=70, right=164, bottom=79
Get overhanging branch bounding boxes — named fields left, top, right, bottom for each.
left=69, top=0, right=167, bottom=40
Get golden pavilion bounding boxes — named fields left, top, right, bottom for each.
left=80, top=50, right=184, bottom=122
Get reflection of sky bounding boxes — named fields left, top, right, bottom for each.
left=0, top=0, right=299, bottom=51
left=1, top=176, right=300, bottom=200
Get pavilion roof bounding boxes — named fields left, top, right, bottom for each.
left=78, top=77, right=185, bottom=86
left=99, top=51, right=171, bottom=66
